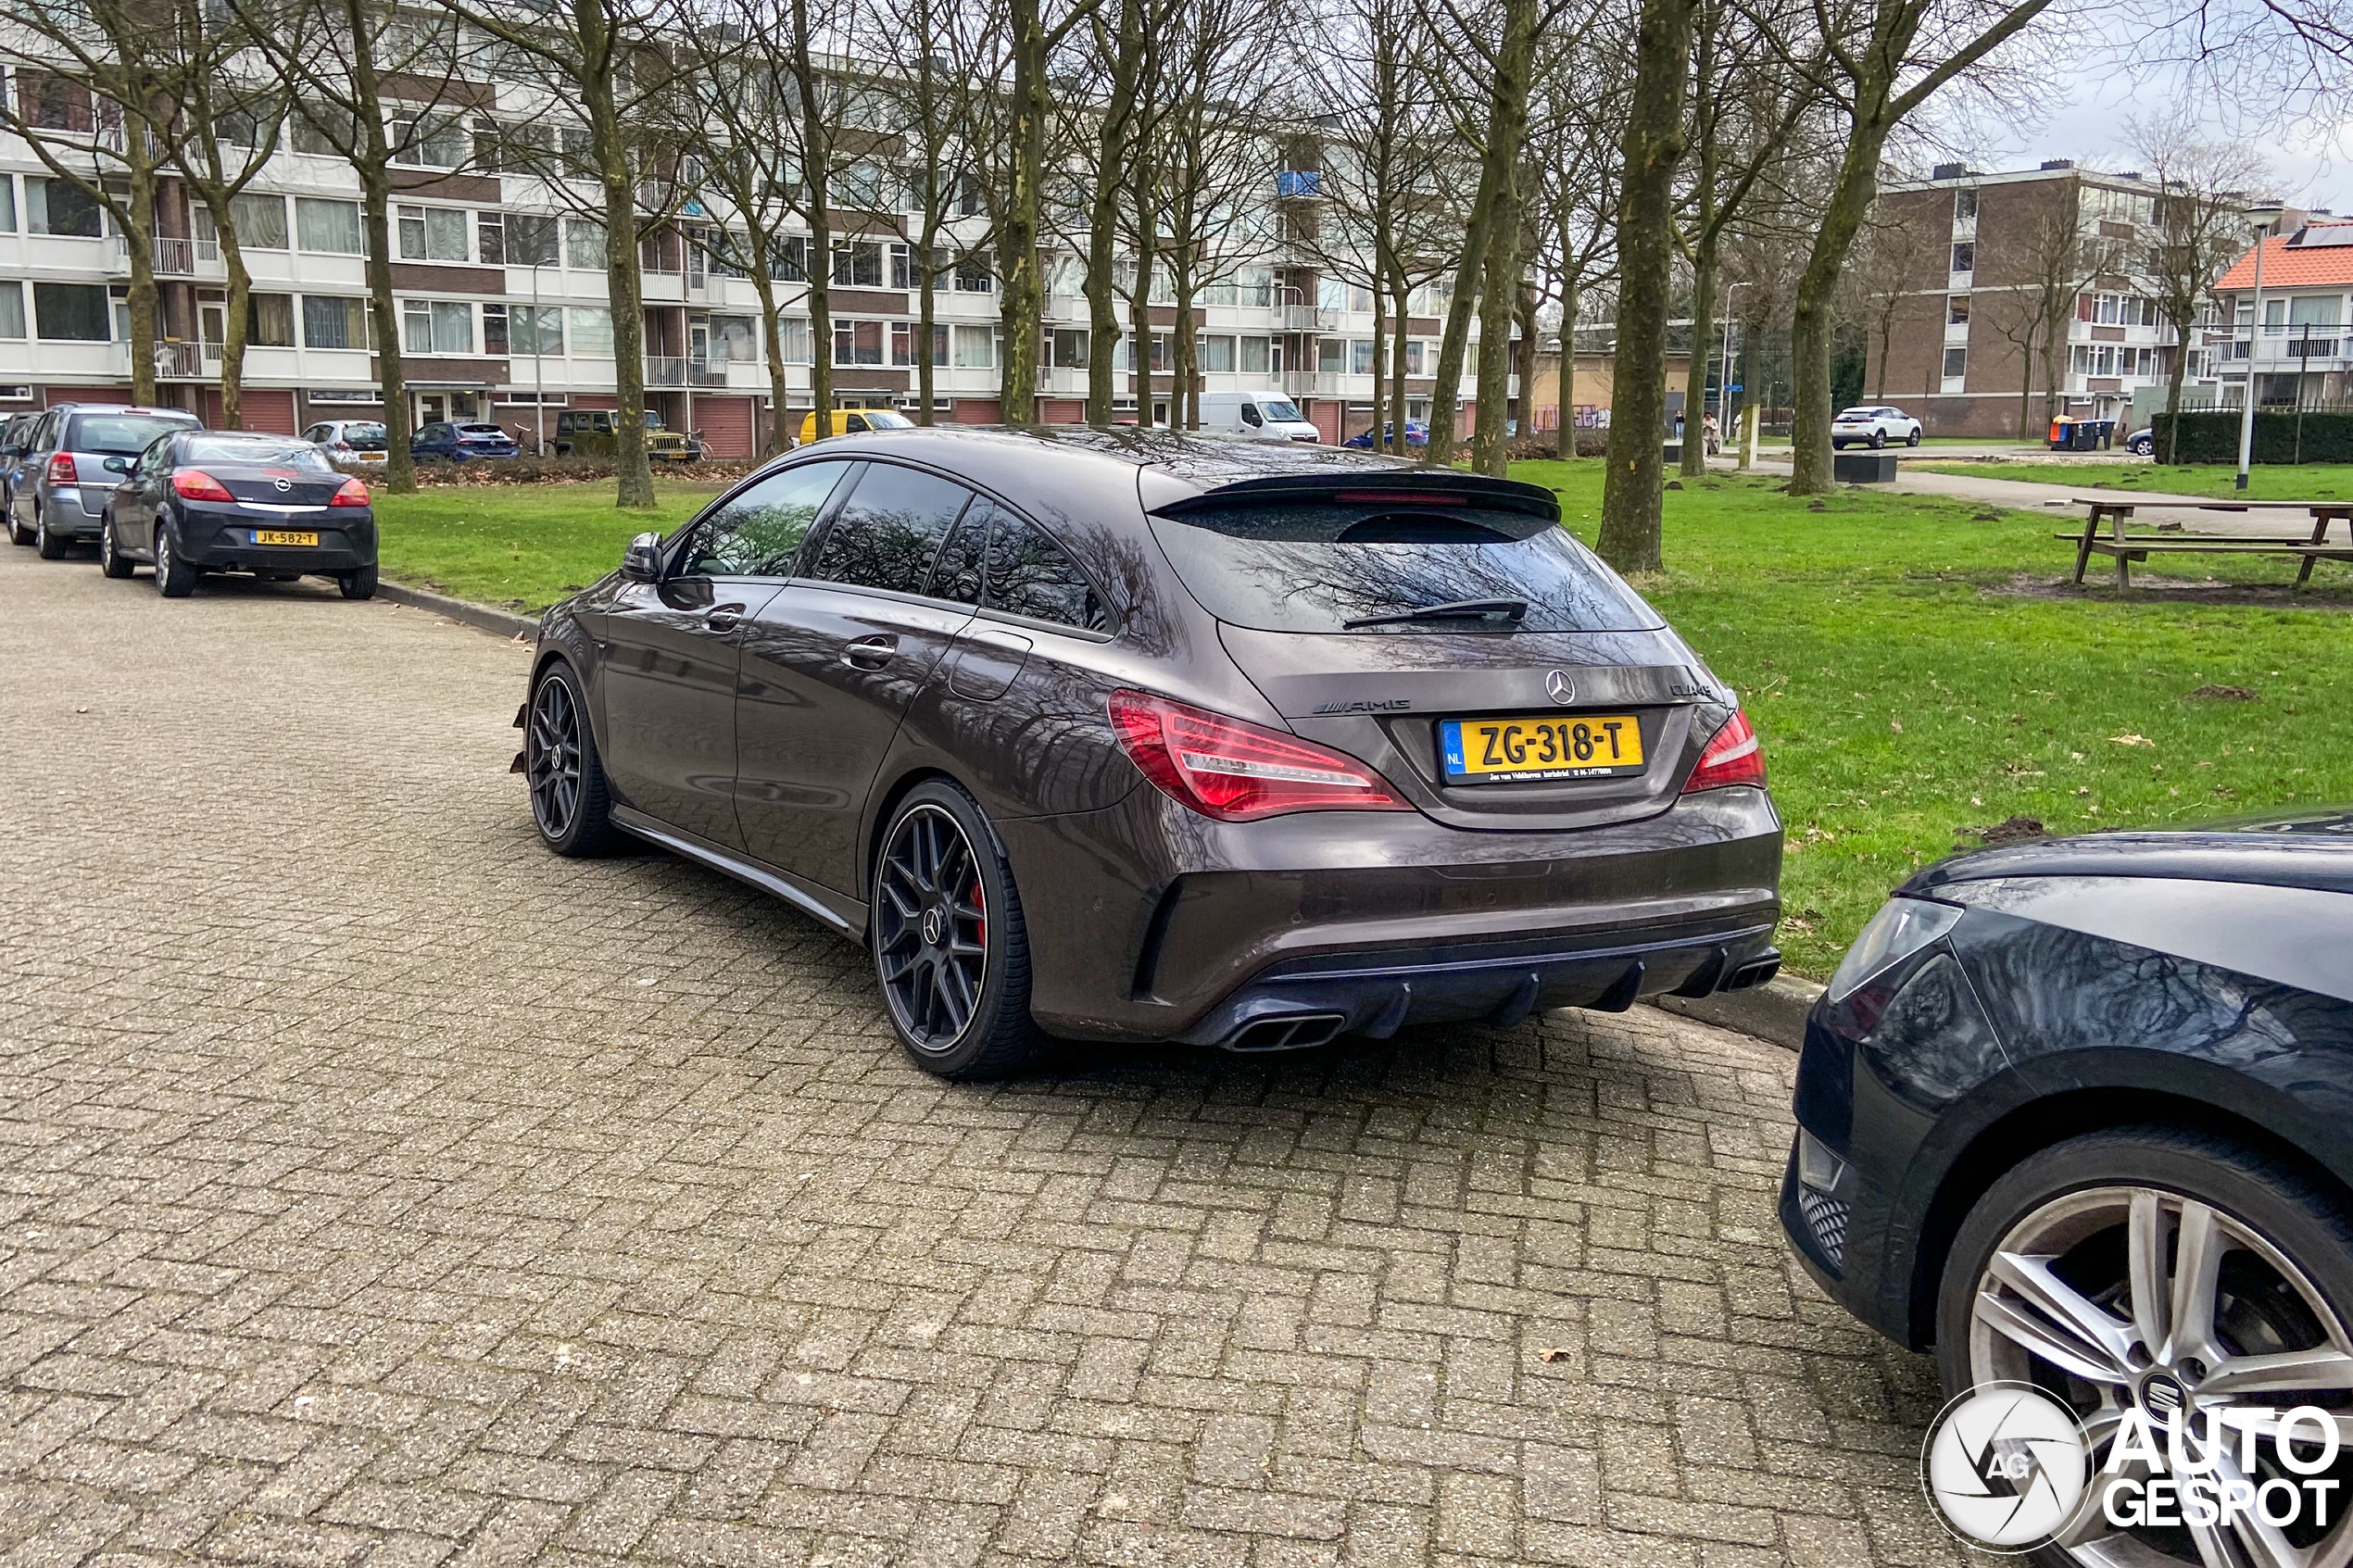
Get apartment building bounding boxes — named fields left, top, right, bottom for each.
left=2209, top=220, right=2353, bottom=408
left=1863, top=160, right=2199, bottom=438
left=0, top=75, right=1480, bottom=448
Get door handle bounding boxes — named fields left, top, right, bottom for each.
left=842, top=633, right=898, bottom=669
left=705, top=603, right=746, bottom=632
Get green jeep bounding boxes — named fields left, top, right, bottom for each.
left=551, top=408, right=706, bottom=462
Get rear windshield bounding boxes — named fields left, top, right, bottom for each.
left=456, top=424, right=507, bottom=435
left=339, top=423, right=387, bottom=446
left=70, top=413, right=196, bottom=455
left=184, top=436, right=333, bottom=470
left=1147, top=502, right=1662, bottom=634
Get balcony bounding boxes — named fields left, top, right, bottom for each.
left=1281, top=306, right=1335, bottom=332
left=1283, top=370, right=1344, bottom=396
left=154, top=341, right=202, bottom=378
left=1045, top=293, right=1089, bottom=321
left=687, top=358, right=730, bottom=387
left=1277, top=170, right=1321, bottom=199
left=645, top=355, right=686, bottom=386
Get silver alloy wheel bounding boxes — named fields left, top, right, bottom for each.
left=153, top=528, right=171, bottom=590
left=1969, top=1185, right=2353, bottom=1568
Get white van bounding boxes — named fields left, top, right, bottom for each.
left=1197, top=390, right=1321, bottom=443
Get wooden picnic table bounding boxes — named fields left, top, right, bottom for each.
left=2059, top=496, right=2353, bottom=589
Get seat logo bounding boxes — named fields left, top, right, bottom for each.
left=1543, top=670, right=1577, bottom=705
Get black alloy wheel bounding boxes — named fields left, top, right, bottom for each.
left=871, top=782, right=1040, bottom=1079
left=98, top=514, right=132, bottom=578
left=525, top=662, right=616, bottom=855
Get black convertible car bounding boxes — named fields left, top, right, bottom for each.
left=521, top=427, right=1783, bottom=1078
left=1784, top=811, right=2353, bottom=1568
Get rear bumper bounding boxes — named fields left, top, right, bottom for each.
left=177, top=508, right=377, bottom=573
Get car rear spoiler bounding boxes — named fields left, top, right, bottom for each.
left=1144, top=470, right=1560, bottom=523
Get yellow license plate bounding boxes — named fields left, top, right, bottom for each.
left=253, top=530, right=318, bottom=546
left=1441, top=713, right=1645, bottom=783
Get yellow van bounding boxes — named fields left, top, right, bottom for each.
left=798, top=408, right=914, bottom=445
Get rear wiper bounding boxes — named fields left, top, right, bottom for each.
left=1342, top=596, right=1530, bottom=630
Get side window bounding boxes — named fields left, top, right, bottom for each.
left=803, top=462, right=975, bottom=596
left=985, top=514, right=1109, bottom=632
left=847, top=413, right=870, bottom=433
left=679, top=459, right=855, bottom=577
left=926, top=500, right=988, bottom=605
left=1240, top=403, right=1263, bottom=428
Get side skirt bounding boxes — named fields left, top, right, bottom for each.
left=610, top=805, right=867, bottom=939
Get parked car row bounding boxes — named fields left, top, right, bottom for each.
left=5, top=403, right=376, bottom=598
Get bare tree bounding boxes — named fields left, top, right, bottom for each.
left=1840, top=212, right=1928, bottom=401
left=1527, top=31, right=1626, bottom=461
left=2127, top=114, right=2269, bottom=462
left=997, top=0, right=1106, bottom=422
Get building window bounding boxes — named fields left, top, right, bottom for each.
left=1942, top=346, right=1967, bottom=380
left=568, top=307, right=613, bottom=357
left=565, top=219, right=606, bottom=270
left=1955, top=188, right=1978, bottom=221
left=401, top=299, right=473, bottom=356
left=0, top=282, right=23, bottom=338
left=1199, top=333, right=1235, bottom=373
left=296, top=198, right=364, bottom=255
left=2264, top=298, right=2287, bottom=334
left=1318, top=337, right=1346, bottom=373
left=232, top=193, right=287, bottom=249
left=831, top=241, right=884, bottom=289
left=1405, top=340, right=1426, bottom=375
left=1946, top=295, right=1969, bottom=326
left=301, top=295, right=371, bottom=350
left=1240, top=335, right=1270, bottom=374
left=834, top=319, right=886, bottom=365
left=397, top=205, right=470, bottom=263
left=33, top=282, right=110, bottom=340
left=779, top=317, right=812, bottom=363
left=951, top=324, right=996, bottom=369
left=504, top=304, right=562, bottom=355
left=954, top=256, right=992, bottom=293
left=0, top=175, right=16, bottom=233
left=1949, top=242, right=1974, bottom=273
left=26, top=177, right=102, bottom=238
left=892, top=321, right=949, bottom=367
left=390, top=116, right=469, bottom=169
left=710, top=315, right=757, bottom=362
left=1351, top=339, right=1375, bottom=374
left=769, top=237, right=807, bottom=282
left=1050, top=328, right=1088, bottom=369
left=1238, top=267, right=1274, bottom=307
left=248, top=293, right=296, bottom=347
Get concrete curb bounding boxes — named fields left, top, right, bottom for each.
left=1647, top=973, right=1823, bottom=1051
left=377, top=579, right=538, bottom=642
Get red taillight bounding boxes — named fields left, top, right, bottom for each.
left=44, top=452, right=76, bottom=485
left=330, top=476, right=371, bottom=507
left=172, top=469, right=233, bottom=502
left=1683, top=710, right=1767, bottom=793
left=1108, top=689, right=1408, bottom=821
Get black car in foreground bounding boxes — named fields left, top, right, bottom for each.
left=521, top=427, right=1783, bottom=1078
left=1784, top=811, right=2353, bottom=1568
left=101, top=431, right=377, bottom=597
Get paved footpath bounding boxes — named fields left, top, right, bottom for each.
left=0, top=540, right=1961, bottom=1568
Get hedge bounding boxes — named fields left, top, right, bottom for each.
left=2152, top=409, right=2353, bottom=464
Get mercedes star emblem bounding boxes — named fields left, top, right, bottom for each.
left=1543, top=670, right=1578, bottom=705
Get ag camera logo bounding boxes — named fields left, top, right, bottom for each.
left=1921, top=1382, right=2091, bottom=1551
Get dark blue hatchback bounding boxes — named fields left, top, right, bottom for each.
left=1784, top=810, right=2353, bottom=1568
left=413, top=421, right=520, bottom=461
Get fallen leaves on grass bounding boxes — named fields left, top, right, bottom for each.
left=2188, top=684, right=2259, bottom=701
left=2109, top=734, right=2155, bottom=747
left=1960, top=816, right=2047, bottom=848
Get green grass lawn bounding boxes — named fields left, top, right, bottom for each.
left=373, top=480, right=723, bottom=609
left=1522, top=460, right=2353, bottom=974
left=375, top=469, right=2353, bottom=980
left=1919, top=459, right=2353, bottom=501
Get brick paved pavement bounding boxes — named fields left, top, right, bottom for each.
left=0, top=542, right=1966, bottom=1567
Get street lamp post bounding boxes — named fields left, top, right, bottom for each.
left=2235, top=204, right=2285, bottom=493
left=1721, top=281, right=1749, bottom=455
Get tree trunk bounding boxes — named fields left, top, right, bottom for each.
left=919, top=253, right=937, bottom=425
left=358, top=165, right=414, bottom=492
left=1428, top=205, right=1494, bottom=465
left=1596, top=0, right=1697, bottom=571
left=1000, top=0, right=1049, bottom=424
left=1680, top=248, right=1715, bottom=478
left=2159, top=335, right=2188, bottom=464
left=125, top=159, right=158, bottom=408
left=1472, top=222, right=1520, bottom=477
left=1369, top=286, right=1386, bottom=456
left=1085, top=0, right=1138, bottom=423
left=219, top=232, right=250, bottom=429
left=1555, top=282, right=1577, bottom=460
left=587, top=56, right=656, bottom=510
left=1788, top=125, right=1886, bottom=497
left=1388, top=271, right=1412, bottom=456
left=748, top=258, right=792, bottom=454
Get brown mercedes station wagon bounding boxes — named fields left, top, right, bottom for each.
left=521, top=428, right=1782, bottom=1078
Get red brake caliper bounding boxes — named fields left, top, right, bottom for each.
left=973, top=881, right=986, bottom=947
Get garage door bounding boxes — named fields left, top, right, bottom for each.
left=1310, top=401, right=1341, bottom=444
left=242, top=389, right=297, bottom=434
left=49, top=386, right=135, bottom=408
left=1037, top=398, right=1085, bottom=425
left=696, top=395, right=755, bottom=458
left=952, top=399, right=1001, bottom=425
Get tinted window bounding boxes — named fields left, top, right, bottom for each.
left=1145, top=503, right=1661, bottom=635
left=182, top=435, right=333, bottom=469
left=69, top=413, right=195, bottom=456
left=985, top=512, right=1107, bottom=631
left=681, top=460, right=854, bottom=577
left=927, top=500, right=988, bottom=605
left=803, top=463, right=974, bottom=595
left=342, top=423, right=386, bottom=447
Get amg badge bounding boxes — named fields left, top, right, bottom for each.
left=1312, top=698, right=1413, bottom=714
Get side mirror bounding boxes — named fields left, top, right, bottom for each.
left=102, top=456, right=130, bottom=473
left=621, top=531, right=663, bottom=583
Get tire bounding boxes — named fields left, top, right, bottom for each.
left=1869, top=429, right=1887, bottom=449
left=6, top=502, right=29, bottom=546
left=1831, top=440, right=1846, bottom=451
left=870, top=779, right=1042, bottom=1080
left=98, top=513, right=132, bottom=578
left=524, top=659, right=620, bottom=857
left=339, top=564, right=377, bottom=600
left=152, top=522, right=196, bottom=596
left=1906, top=428, right=1922, bottom=446
left=33, top=508, right=69, bottom=558
left=1935, top=1126, right=2353, bottom=1568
